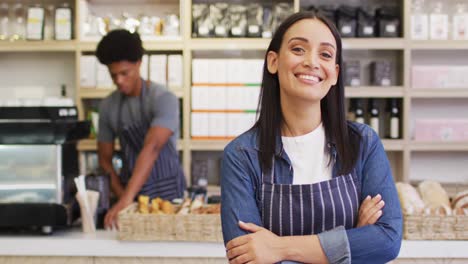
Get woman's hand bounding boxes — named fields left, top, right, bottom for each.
left=226, top=221, right=285, bottom=264
left=357, top=194, right=385, bottom=227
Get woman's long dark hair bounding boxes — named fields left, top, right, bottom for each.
left=254, top=11, right=360, bottom=174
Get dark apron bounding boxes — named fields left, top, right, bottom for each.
left=117, top=80, right=185, bottom=201
left=260, top=158, right=360, bottom=237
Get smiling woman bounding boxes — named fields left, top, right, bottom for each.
left=221, top=11, right=402, bottom=264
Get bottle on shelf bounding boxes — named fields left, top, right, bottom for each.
left=429, top=1, right=449, bottom=40
left=452, top=2, right=468, bottom=40
left=0, top=3, right=9, bottom=41
left=44, top=5, right=54, bottom=40
left=368, top=99, right=380, bottom=136
left=61, top=84, right=67, bottom=98
left=387, top=99, right=400, bottom=139
left=11, top=3, right=26, bottom=41
left=354, top=99, right=365, bottom=124
left=55, top=3, right=72, bottom=40
left=411, top=0, right=429, bottom=40
left=26, top=3, right=45, bottom=40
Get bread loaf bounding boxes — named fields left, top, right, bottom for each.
left=418, top=181, right=451, bottom=209
left=396, top=182, right=425, bottom=215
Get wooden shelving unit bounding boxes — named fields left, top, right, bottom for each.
left=78, top=87, right=184, bottom=99
left=345, top=86, right=405, bottom=98
left=4, top=0, right=468, bottom=189
left=77, top=139, right=184, bottom=151
left=410, top=89, right=468, bottom=98
left=0, top=40, right=77, bottom=52
left=410, top=40, right=468, bottom=50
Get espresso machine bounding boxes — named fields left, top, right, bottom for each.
left=0, top=106, right=89, bottom=234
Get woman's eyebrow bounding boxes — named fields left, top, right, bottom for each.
left=287, top=37, right=336, bottom=50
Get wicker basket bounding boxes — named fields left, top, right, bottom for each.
left=403, top=214, right=468, bottom=240
left=118, top=203, right=223, bottom=242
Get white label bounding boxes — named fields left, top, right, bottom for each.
left=27, top=7, right=45, bottom=40
left=231, top=27, right=242, bottom=36
left=356, top=117, right=365, bottom=124
left=390, top=117, right=399, bottom=139
left=341, top=25, right=352, bottom=34
left=198, top=26, right=209, bottom=36
left=215, top=26, right=226, bottom=36
left=248, top=25, right=259, bottom=34
left=55, top=8, right=72, bottom=40
left=370, top=118, right=379, bottom=135
left=385, top=24, right=396, bottom=33
left=430, top=14, right=449, bottom=40
left=452, top=15, right=467, bottom=40
left=411, top=14, right=429, bottom=40
left=440, top=127, right=454, bottom=140
left=351, top=78, right=361, bottom=86
left=364, top=26, right=374, bottom=35
left=262, top=31, right=272, bottom=38
left=381, top=78, right=391, bottom=86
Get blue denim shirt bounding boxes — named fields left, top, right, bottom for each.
left=221, top=122, right=402, bottom=264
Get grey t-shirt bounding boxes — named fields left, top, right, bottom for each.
left=97, top=81, right=179, bottom=149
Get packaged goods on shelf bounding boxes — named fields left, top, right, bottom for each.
left=191, top=2, right=292, bottom=38
left=149, top=55, right=167, bottom=86
left=80, top=56, right=98, bottom=87
left=412, top=66, right=468, bottom=89
left=96, top=63, right=113, bottom=88
left=375, top=7, right=400, bottom=37
left=429, top=1, right=449, bottom=40
left=55, top=3, right=72, bottom=40
left=371, top=61, right=393, bottom=86
left=343, top=61, right=361, bottom=87
left=357, top=8, right=375, bottom=37
left=26, top=4, right=45, bottom=40
left=414, top=119, right=468, bottom=141
left=337, top=6, right=357, bottom=38
left=168, top=55, right=183, bottom=87
left=141, top=54, right=149, bottom=81
left=411, top=0, right=429, bottom=40
left=246, top=3, right=263, bottom=37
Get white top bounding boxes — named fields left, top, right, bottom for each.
left=282, top=123, right=333, bottom=184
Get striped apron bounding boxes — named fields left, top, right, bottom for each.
left=117, top=81, right=185, bottom=201
left=261, top=159, right=360, bottom=237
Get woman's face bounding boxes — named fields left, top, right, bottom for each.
left=267, top=18, right=339, bottom=103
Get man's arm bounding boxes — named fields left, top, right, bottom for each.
left=103, top=126, right=172, bottom=229
left=98, top=141, right=124, bottom=198
left=120, top=126, right=173, bottom=202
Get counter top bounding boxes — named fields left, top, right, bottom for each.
left=0, top=230, right=466, bottom=259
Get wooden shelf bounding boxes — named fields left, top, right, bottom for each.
left=411, top=40, right=468, bottom=50
left=190, top=139, right=403, bottom=151
left=0, top=40, right=76, bottom=52
left=78, top=88, right=184, bottom=99
left=189, top=38, right=270, bottom=50
left=382, top=140, right=405, bottom=151
left=189, top=38, right=405, bottom=51
left=410, top=89, right=468, bottom=98
left=345, top=86, right=404, bottom=98
left=190, top=139, right=230, bottom=151
left=342, top=38, right=405, bottom=50
left=79, top=37, right=184, bottom=52
left=77, top=139, right=183, bottom=151
left=409, top=141, right=468, bottom=151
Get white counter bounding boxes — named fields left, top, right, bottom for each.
left=0, top=230, right=466, bottom=259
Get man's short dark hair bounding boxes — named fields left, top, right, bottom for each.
left=96, top=29, right=144, bottom=65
